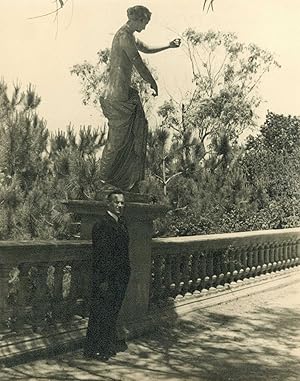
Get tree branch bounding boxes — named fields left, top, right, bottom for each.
left=203, top=0, right=215, bottom=11
left=166, top=171, right=183, bottom=185
left=28, top=0, right=68, bottom=20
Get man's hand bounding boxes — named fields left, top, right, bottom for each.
left=169, top=38, right=181, bottom=48
left=150, top=80, right=158, bottom=97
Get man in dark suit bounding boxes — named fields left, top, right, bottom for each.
left=84, top=190, right=130, bottom=361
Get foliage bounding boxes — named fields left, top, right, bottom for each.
left=243, top=111, right=300, bottom=205
left=163, top=29, right=280, bottom=148
left=144, top=30, right=279, bottom=204
left=0, top=81, right=51, bottom=239
left=49, top=124, right=106, bottom=200
left=139, top=30, right=291, bottom=237
left=71, top=49, right=156, bottom=112
left=0, top=80, right=106, bottom=240
left=34, top=1, right=215, bottom=20
left=1, top=25, right=298, bottom=240
left=154, top=111, right=300, bottom=237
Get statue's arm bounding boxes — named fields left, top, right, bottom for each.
left=121, top=34, right=158, bottom=94
left=136, top=38, right=181, bottom=54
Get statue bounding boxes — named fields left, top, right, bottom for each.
left=99, top=5, right=181, bottom=192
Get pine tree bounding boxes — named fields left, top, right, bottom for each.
left=0, top=81, right=50, bottom=238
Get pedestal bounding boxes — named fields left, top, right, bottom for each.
left=63, top=199, right=167, bottom=328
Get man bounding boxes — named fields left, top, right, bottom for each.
left=99, top=5, right=181, bottom=191
left=84, top=190, right=130, bottom=361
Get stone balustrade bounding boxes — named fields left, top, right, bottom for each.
left=0, top=241, right=92, bottom=335
left=0, top=227, right=299, bottom=360
left=150, top=228, right=300, bottom=307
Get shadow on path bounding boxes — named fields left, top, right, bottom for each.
left=1, top=281, right=300, bottom=381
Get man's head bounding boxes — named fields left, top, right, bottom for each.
left=107, top=190, right=125, bottom=217
left=127, top=5, right=151, bottom=32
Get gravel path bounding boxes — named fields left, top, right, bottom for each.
left=1, top=270, right=300, bottom=381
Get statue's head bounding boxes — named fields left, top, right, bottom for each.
left=127, top=5, right=151, bottom=32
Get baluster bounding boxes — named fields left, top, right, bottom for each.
left=245, top=246, right=253, bottom=279
left=241, top=247, right=247, bottom=277
left=234, top=248, right=241, bottom=277
left=186, top=255, right=194, bottom=295
left=277, top=241, right=283, bottom=271
left=227, top=248, right=236, bottom=284
left=256, top=245, right=263, bottom=276
left=149, top=258, right=155, bottom=307
left=265, top=242, right=272, bottom=274
left=198, top=252, right=207, bottom=292
left=171, top=255, right=180, bottom=298
left=247, top=246, right=255, bottom=279
left=290, top=240, right=296, bottom=267
left=78, top=260, right=92, bottom=317
left=289, top=240, right=294, bottom=266
left=0, top=264, right=12, bottom=332
left=242, top=247, right=252, bottom=279
left=286, top=241, right=291, bottom=269
left=191, top=253, right=200, bottom=293
left=178, top=255, right=186, bottom=297
left=282, top=241, right=288, bottom=269
left=31, top=263, right=51, bottom=332
left=164, top=254, right=173, bottom=300
left=62, top=265, right=72, bottom=300
left=213, top=250, right=223, bottom=287
left=5, top=266, right=19, bottom=332
left=260, top=244, right=267, bottom=274
left=169, top=253, right=177, bottom=296
left=220, top=250, right=228, bottom=284
left=252, top=245, right=259, bottom=277
left=235, top=248, right=244, bottom=283
left=206, top=251, right=214, bottom=289
left=173, top=253, right=182, bottom=298
left=15, top=263, right=31, bottom=331
left=273, top=242, right=280, bottom=272
left=169, top=255, right=177, bottom=299
left=47, top=265, right=55, bottom=297
left=45, top=265, right=55, bottom=326
left=181, top=255, right=190, bottom=296
left=269, top=243, right=275, bottom=273
left=152, top=254, right=163, bottom=304
left=66, top=261, right=82, bottom=319
left=247, top=246, right=253, bottom=268
left=161, top=255, right=168, bottom=299
left=296, top=239, right=300, bottom=266
left=52, top=262, right=64, bottom=321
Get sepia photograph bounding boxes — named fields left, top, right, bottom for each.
left=0, top=1, right=299, bottom=380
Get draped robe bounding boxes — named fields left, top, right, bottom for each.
left=99, top=24, right=148, bottom=191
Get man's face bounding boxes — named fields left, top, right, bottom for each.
left=135, top=17, right=150, bottom=32
left=108, top=193, right=125, bottom=217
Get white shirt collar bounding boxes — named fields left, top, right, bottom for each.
left=107, top=210, right=118, bottom=222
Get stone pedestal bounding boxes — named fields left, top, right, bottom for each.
left=63, top=199, right=166, bottom=330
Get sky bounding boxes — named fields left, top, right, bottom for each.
left=1, top=0, right=300, bottom=133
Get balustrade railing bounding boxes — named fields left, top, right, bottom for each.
left=0, top=241, right=92, bottom=336
left=0, top=228, right=299, bottom=339
left=150, top=228, right=300, bottom=307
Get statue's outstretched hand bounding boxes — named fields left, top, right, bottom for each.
left=169, top=38, right=181, bottom=48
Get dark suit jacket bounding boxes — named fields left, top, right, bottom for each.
left=91, top=212, right=130, bottom=285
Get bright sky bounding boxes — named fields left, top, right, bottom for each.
left=1, top=0, right=300, bottom=133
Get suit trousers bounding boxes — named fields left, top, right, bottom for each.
left=84, top=275, right=129, bottom=355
